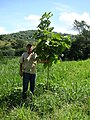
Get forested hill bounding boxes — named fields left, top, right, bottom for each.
left=0, top=30, right=38, bottom=56
left=0, top=30, right=71, bottom=42
left=0, top=30, right=37, bottom=42
left=0, top=30, right=72, bottom=56
left=0, top=26, right=90, bottom=61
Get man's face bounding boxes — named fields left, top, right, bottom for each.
left=27, top=46, right=32, bottom=54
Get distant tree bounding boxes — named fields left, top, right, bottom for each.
left=73, top=20, right=90, bottom=36
left=74, top=20, right=90, bottom=55
left=64, top=20, right=90, bottom=60
left=62, top=20, right=90, bottom=61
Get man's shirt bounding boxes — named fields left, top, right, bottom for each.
left=19, top=52, right=37, bottom=74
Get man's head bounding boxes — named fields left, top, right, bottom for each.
left=26, top=44, right=32, bottom=54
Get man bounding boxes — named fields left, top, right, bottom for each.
left=19, top=44, right=37, bottom=99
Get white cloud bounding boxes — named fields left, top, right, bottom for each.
left=0, top=26, right=9, bottom=35
left=52, top=2, right=90, bottom=34
left=59, top=12, right=90, bottom=25
left=53, top=25, right=78, bottom=35
left=24, top=14, right=40, bottom=29
left=14, top=15, right=40, bottom=33
left=53, top=12, right=90, bottom=34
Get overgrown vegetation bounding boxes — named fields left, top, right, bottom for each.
left=0, top=57, right=90, bottom=119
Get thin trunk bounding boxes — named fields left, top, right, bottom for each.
left=46, top=65, right=49, bottom=89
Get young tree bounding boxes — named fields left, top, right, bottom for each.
left=33, top=12, right=71, bottom=87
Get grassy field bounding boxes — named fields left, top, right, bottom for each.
left=0, top=57, right=90, bottom=120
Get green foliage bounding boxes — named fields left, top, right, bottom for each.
left=33, top=12, right=71, bottom=68
left=69, top=35, right=90, bottom=60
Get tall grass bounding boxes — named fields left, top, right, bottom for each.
left=0, top=57, right=90, bottom=120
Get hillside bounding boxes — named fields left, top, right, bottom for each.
left=0, top=30, right=72, bottom=56
left=0, top=30, right=37, bottom=56
left=0, top=30, right=36, bottom=41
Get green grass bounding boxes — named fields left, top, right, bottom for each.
left=0, top=57, right=90, bottom=120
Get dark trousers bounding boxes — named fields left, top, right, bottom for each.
left=22, top=72, right=36, bottom=99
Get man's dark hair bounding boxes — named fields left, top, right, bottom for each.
left=26, top=44, right=32, bottom=48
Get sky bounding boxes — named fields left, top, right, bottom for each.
left=0, top=0, right=90, bottom=35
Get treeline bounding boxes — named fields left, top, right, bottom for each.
left=0, top=20, right=90, bottom=61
